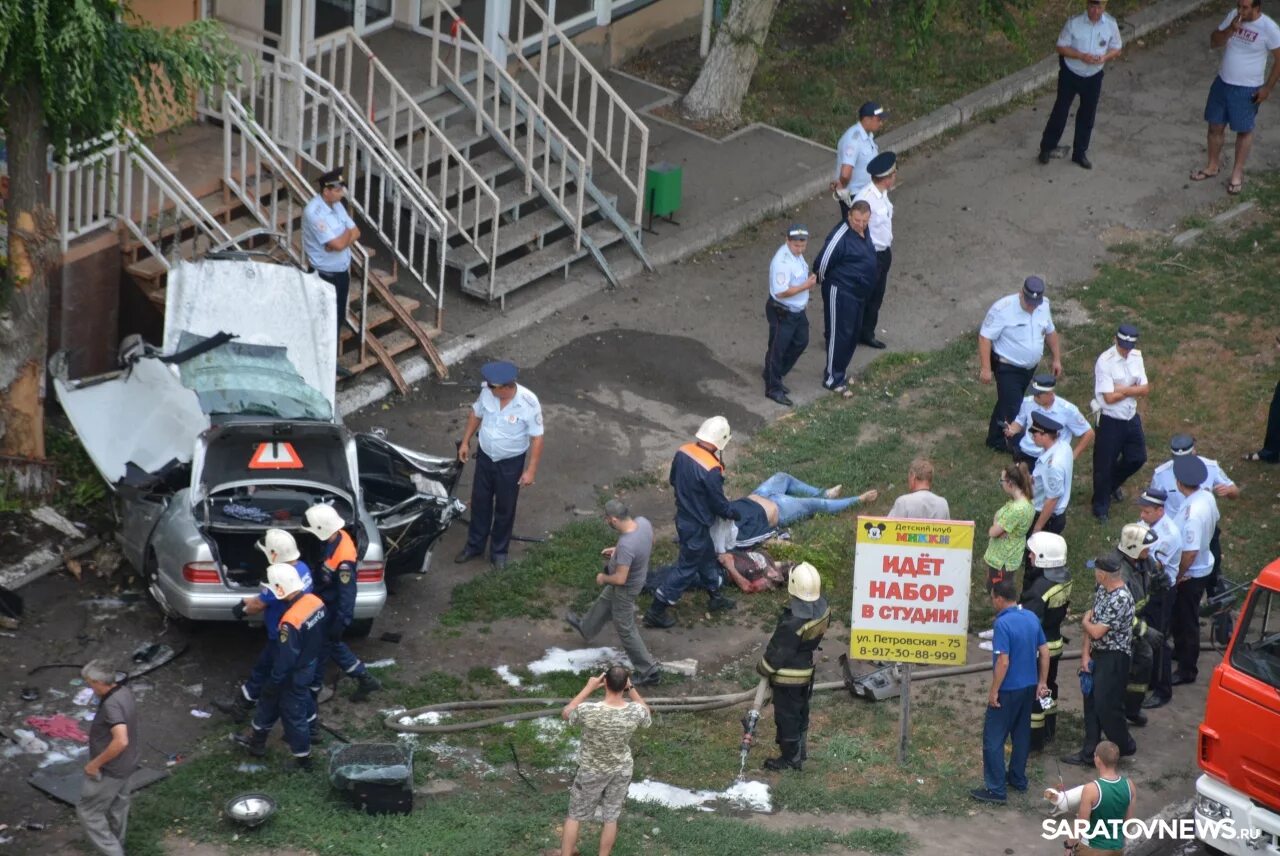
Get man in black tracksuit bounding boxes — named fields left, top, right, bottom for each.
left=812, top=200, right=878, bottom=392
left=757, top=562, right=829, bottom=771
left=1020, top=531, right=1072, bottom=751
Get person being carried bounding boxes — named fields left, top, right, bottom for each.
left=558, top=666, right=652, bottom=856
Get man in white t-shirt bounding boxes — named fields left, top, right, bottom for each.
left=1192, top=0, right=1280, bottom=194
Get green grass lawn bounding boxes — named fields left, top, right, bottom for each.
left=126, top=174, right=1279, bottom=854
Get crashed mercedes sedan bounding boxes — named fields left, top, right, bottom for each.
left=51, top=258, right=464, bottom=634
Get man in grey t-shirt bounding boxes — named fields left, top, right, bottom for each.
left=78, top=659, right=140, bottom=856
left=887, top=458, right=951, bottom=520
left=566, top=500, right=660, bottom=685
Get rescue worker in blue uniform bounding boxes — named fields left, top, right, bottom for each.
left=213, top=529, right=313, bottom=722
left=763, top=224, right=815, bottom=407
left=455, top=360, right=545, bottom=569
left=304, top=503, right=381, bottom=703
left=233, top=563, right=327, bottom=770
left=1148, top=433, right=1239, bottom=595
left=978, top=276, right=1061, bottom=451
left=643, top=417, right=739, bottom=628
left=1020, top=531, right=1072, bottom=751
left=813, top=199, right=878, bottom=394
left=757, top=562, right=829, bottom=771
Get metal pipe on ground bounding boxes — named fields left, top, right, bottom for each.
left=385, top=650, right=1084, bottom=734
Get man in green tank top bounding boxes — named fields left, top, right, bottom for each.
left=1066, top=740, right=1136, bottom=854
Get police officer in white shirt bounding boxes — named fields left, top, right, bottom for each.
left=830, top=102, right=885, bottom=219
left=1149, top=433, right=1239, bottom=594
left=1169, top=456, right=1221, bottom=685
left=853, top=151, right=896, bottom=350
left=1005, top=373, right=1095, bottom=469
left=1135, top=486, right=1181, bottom=708
left=455, top=361, right=545, bottom=569
left=978, top=276, right=1062, bottom=451
left=302, top=168, right=361, bottom=348
left=1091, top=323, right=1150, bottom=522
left=1194, top=0, right=1280, bottom=194
left=763, top=225, right=816, bottom=407
left=1029, top=412, right=1073, bottom=535
left=1038, top=0, right=1123, bottom=169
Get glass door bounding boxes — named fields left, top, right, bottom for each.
left=313, top=0, right=395, bottom=39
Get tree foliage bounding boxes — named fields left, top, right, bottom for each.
left=0, top=0, right=236, bottom=154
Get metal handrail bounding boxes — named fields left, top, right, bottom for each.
left=509, top=0, right=649, bottom=228
left=222, top=91, right=371, bottom=356
left=54, top=130, right=237, bottom=266
left=309, top=29, right=502, bottom=297
left=427, top=3, right=589, bottom=273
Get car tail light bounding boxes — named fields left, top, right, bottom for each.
left=356, top=561, right=384, bottom=584
left=182, top=562, right=222, bottom=584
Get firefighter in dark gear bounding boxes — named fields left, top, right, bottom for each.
left=757, top=562, right=830, bottom=771
left=1020, top=531, right=1072, bottom=751
left=645, top=417, right=740, bottom=629
left=1115, top=523, right=1168, bottom=728
left=233, top=563, right=327, bottom=770
left=303, top=504, right=382, bottom=704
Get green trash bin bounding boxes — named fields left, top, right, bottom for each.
left=645, top=162, right=682, bottom=228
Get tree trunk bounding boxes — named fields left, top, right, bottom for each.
left=680, top=0, right=782, bottom=124
left=0, top=75, right=52, bottom=461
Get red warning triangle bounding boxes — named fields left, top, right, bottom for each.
left=248, top=441, right=304, bottom=470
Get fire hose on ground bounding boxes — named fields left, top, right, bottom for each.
left=384, top=649, right=1085, bottom=736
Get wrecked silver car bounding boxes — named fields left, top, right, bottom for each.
left=51, top=259, right=463, bottom=634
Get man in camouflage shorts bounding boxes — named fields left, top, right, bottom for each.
left=558, top=665, right=652, bottom=856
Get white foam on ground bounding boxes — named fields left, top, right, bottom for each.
left=627, top=778, right=772, bottom=813
left=398, top=711, right=450, bottom=726
left=533, top=716, right=565, bottom=743
left=526, top=647, right=630, bottom=675
left=494, top=665, right=522, bottom=687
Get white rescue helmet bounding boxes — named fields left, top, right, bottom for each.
left=788, top=562, right=822, bottom=602
left=255, top=528, right=300, bottom=563
left=695, top=416, right=732, bottom=451
left=1026, top=531, right=1068, bottom=569
left=302, top=504, right=345, bottom=541
left=267, top=562, right=305, bottom=598
left=1118, top=522, right=1157, bottom=560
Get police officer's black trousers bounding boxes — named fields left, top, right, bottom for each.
left=1091, top=414, right=1146, bottom=517
left=1040, top=60, right=1104, bottom=158
left=1081, top=649, right=1134, bottom=756
left=316, top=269, right=353, bottom=336
left=1146, top=588, right=1175, bottom=700
left=1172, top=576, right=1209, bottom=681
left=1206, top=526, right=1224, bottom=597
left=861, top=247, right=892, bottom=343
left=1260, top=379, right=1280, bottom=462
left=823, top=286, right=864, bottom=390
left=1030, top=653, right=1060, bottom=751
left=464, top=449, right=526, bottom=561
left=1125, top=637, right=1154, bottom=718
left=773, top=682, right=812, bottom=746
left=763, top=300, right=808, bottom=396
left=986, top=356, right=1034, bottom=450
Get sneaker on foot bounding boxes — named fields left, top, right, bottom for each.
left=978, top=629, right=994, bottom=640
left=979, top=641, right=993, bottom=651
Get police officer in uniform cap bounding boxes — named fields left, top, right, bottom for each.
left=304, top=504, right=381, bottom=704
left=763, top=224, right=815, bottom=407
left=1135, top=487, right=1181, bottom=708
left=757, top=562, right=829, bottom=771
left=1029, top=411, right=1074, bottom=536
left=853, top=151, right=896, bottom=350
left=1115, top=525, right=1169, bottom=727
left=1004, top=373, right=1095, bottom=470
left=644, top=417, right=739, bottom=628
left=1091, top=323, right=1150, bottom=521
left=301, top=168, right=361, bottom=345
left=1020, top=531, right=1072, bottom=751
left=1169, top=454, right=1220, bottom=686
left=233, top=563, right=327, bottom=770
left=456, top=360, right=545, bottom=569
left=830, top=102, right=885, bottom=219
left=978, top=276, right=1062, bottom=451
left=1148, top=433, right=1239, bottom=595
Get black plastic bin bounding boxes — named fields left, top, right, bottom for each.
left=328, top=743, right=414, bottom=815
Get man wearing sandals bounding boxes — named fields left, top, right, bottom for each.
left=1192, top=0, right=1280, bottom=195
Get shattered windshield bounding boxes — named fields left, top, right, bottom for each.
left=174, top=332, right=333, bottom=421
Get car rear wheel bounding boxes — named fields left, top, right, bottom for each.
left=346, top=618, right=374, bottom=639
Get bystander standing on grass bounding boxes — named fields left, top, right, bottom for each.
left=983, top=461, right=1035, bottom=592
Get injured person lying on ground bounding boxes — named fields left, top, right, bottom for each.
left=647, top=473, right=877, bottom=595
